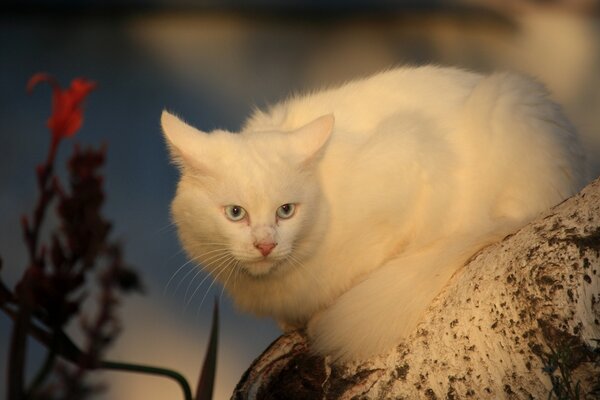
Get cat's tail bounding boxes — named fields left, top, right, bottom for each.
left=460, top=72, right=587, bottom=224
left=309, top=231, right=505, bottom=361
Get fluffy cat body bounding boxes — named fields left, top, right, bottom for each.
left=162, top=66, right=586, bottom=361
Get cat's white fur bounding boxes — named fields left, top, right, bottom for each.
left=162, top=65, right=586, bottom=361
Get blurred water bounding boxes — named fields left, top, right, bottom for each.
left=1, top=5, right=599, bottom=399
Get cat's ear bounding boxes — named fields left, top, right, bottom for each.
left=161, top=110, right=208, bottom=173
left=290, top=114, right=334, bottom=166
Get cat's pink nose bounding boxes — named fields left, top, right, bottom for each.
left=255, top=242, right=277, bottom=257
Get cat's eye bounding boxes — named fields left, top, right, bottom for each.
left=224, top=205, right=247, bottom=221
left=276, top=203, right=296, bottom=219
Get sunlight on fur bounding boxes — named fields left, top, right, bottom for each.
left=162, top=65, right=586, bottom=361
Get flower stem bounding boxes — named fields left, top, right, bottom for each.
left=99, top=360, right=193, bottom=400
left=9, top=134, right=57, bottom=400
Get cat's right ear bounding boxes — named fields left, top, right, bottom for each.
left=161, top=110, right=208, bottom=173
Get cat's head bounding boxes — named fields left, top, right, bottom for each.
left=161, top=111, right=333, bottom=278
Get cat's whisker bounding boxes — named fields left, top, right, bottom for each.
left=184, top=270, right=215, bottom=311
left=183, top=248, right=232, bottom=282
left=184, top=243, right=232, bottom=258
left=197, top=255, right=237, bottom=313
left=183, top=268, right=204, bottom=304
left=185, top=253, right=234, bottom=308
left=154, top=221, right=177, bottom=236
left=197, top=250, right=235, bottom=272
left=184, top=251, right=232, bottom=302
left=284, top=255, right=302, bottom=277
left=287, top=250, right=323, bottom=290
left=163, top=254, right=205, bottom=295
left=233, top=260, right=242, bottom=294
left=193, top=249, right=232, bottom=269
left=165, top=247, right=230, bottom=296
left=220, top=259, right=239, bottom=301
left=189, top=247, right=232, bottom=261
left=173, top=256, right=214, bottom=299
left=166, top=247, right=187, bottom=261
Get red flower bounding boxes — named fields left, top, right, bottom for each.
left=27, top=73, right=96, bottom=147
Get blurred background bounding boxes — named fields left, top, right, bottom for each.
left=1, top=0, right=600, bottom=399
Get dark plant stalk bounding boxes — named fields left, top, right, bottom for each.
left=100, top=361, right=193, bottom=400
left=26, top=330, right=59, bottom=398
left=8, top=143, right=58, bottom=400
left=25, top=162, right=54, bottom=261
left=2, top=303, right=195, bottom=400
left=195, top=300, right=219, bottom=400
left=7, top=297, right=32, bottom=400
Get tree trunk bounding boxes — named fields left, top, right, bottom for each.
left=232, top=178, right=600, bottom=400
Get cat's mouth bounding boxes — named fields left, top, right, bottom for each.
left=239, top=256, right=288, bottom=277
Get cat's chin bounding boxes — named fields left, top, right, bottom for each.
left=241, top=258, right=285, bottom=278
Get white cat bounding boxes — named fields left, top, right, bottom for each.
left=162, top=65, right=586, bottom=361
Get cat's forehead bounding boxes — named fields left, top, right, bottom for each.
left=212, top=130, right=291, bottom=168
left=207, top=132, right=303, bottom=201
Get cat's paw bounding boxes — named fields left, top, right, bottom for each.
left=277, top=319, right=304, bottom=333
left=307, top=300, right=408, bottom=362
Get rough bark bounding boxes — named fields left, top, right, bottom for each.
left=232, top=178, right=600, bottom=400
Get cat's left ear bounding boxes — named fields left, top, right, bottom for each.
left=289, top=114, right=335, bottom=166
